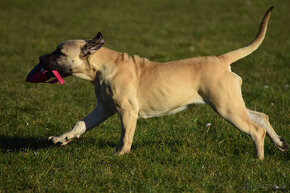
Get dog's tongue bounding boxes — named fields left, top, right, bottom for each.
left=26, top=64, right=65, bottom=85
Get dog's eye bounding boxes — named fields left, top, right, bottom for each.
left=59, top=52, right=66, bottom=56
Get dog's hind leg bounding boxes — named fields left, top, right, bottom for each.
left=216, top=106, right=266, bottom=160
left=48, top=103, right=114, bottom=146
left=247, top=109, right=288, bottom=151
left=203, top=75, right=266, bottom=160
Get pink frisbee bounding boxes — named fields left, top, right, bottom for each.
left=26, top=63, right=65, bottom=85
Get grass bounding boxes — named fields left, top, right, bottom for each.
left=0, top=0, right=289, bottom=192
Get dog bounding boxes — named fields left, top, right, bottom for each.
left=27, top=7, right=287, bottom=160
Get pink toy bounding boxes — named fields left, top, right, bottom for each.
left=26, top=63, right=65, bottom=85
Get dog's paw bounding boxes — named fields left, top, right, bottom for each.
left=280, top=137, right=288, bottom=152
left=48, top=136, right=72, bottom=146
left=114, top=148, right=131, bottom=156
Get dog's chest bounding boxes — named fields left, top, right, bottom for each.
left=94, top=81, right=116, bottom=109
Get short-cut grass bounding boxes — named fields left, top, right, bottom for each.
left=0, top=0, right=289, bottom=192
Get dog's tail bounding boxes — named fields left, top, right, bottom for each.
left=220, top=6, right=273, bottom=65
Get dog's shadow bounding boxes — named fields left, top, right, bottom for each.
left=0, top=135, right=51, bottom=153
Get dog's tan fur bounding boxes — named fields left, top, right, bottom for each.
left=47, top=7, right=287, bottom=160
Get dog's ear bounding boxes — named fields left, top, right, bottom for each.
left=81, top=32, right=105, bottom=57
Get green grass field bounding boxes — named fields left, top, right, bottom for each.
left=0, top=0, right=289, bottom=192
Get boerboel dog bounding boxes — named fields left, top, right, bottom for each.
left=26, top=7, right=287, bottom=160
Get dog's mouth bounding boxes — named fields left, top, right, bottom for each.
left=26, top=63, right=65, bottom=84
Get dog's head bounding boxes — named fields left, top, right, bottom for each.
left=26, top=32, right=105, bottom=84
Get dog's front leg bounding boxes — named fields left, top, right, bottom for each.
left=49, top=104, right=114, bottom=146
left=115, top=110, right=138, bottom=155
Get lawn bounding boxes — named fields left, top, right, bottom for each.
left=0, top=0, right=289, bottom=192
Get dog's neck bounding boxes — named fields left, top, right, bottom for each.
left=80, top=47, right=151, bottom=84
left=76, top=47, right=120, bottom=82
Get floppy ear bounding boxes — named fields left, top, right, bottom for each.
left=81, top=32, right=105, bottom=57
